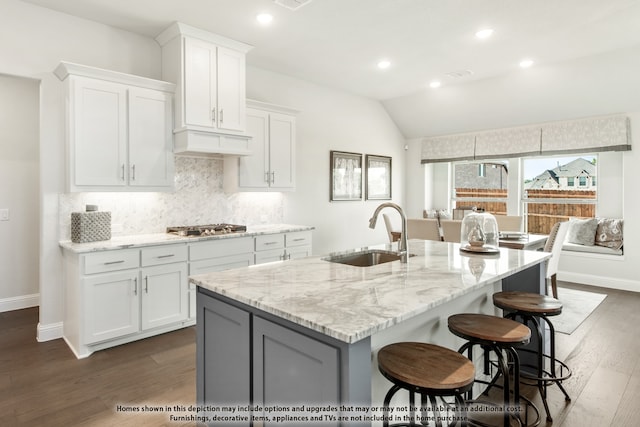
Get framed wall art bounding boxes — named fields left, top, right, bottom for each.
left=365, top=154, right=392, bottom=200
left=330, top=151, right=362, bottom=201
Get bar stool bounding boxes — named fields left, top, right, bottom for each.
left=448, top=313, right=533, bottom=427
left=378, top=342, right=475, bottom=427
left=493, top=291, right=572, bottom=422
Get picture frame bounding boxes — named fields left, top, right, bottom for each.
left=365, top=154, right=392, bottom=200
left=330, top=151, right=363, bottom=201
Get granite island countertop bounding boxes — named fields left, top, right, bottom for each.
left=191, top=239, right=551, bottom=344
left=59, top=223, right=314, bottom=253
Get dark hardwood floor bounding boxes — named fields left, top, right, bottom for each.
left=1, top=281, right=638, bottom=426
left=0, top=309, right=196, bottom=426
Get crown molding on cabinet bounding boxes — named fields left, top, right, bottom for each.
left=247, top=99, right=300, bottom=116
left=155, top=21, right=253, bottom=53
left=54, top=61, right=175, bottom=93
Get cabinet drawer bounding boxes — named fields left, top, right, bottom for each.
left=255, top=234, right=285, bottom=252
left=190, top=253, right=254, bottom=275
left=141, top=244, right=188, bottom=267
left=190, top=237, right=253, bottom=261
left=83, top=249, right=140, bottom=275
left=286, top=231, right=312, bottom=248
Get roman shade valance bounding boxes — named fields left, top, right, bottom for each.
left=420, top=133, right=475, bottom=163
left=421, top=114, right=631, bottom=164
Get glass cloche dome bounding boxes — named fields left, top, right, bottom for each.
left=459, top=210, right=499, bottom=254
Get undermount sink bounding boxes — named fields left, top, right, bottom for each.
left=323, top=249, right=415, bottom=267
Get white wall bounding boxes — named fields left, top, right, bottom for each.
left=0, top=0, right=161, bottom=340
left=390, top=45, right=640, bottom=291
left=0, top=74, right=39, bottom=311
left=246, top=67, right=407, bottom=255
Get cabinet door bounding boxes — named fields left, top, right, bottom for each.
left=286, top=246, right=312, bottom=260
left=255, top=249, right=285, bottom=265
left=72, top=77, right=127, bottom=187
left=197, top=294, right=250, bottom=421
left=238, top=108, right=269, bottom=188
left=217, top=46, right=246, bottom=132
left=128, top=87, right=174, bottom=188
left=84, top=270, right=140, bottom=344
left=253, top=316, right=339, bottom=423
left=184, top=37, right=216, bottom=128
left=141, top=263, right=189, bottom=330
left=269, top=112, right=296, bottom=189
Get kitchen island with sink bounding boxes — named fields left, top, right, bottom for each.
left=191, top=239, right=550, bottom=426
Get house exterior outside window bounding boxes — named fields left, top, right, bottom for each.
left=523, top=156, right=597, bottom=233
left=452, top=161, right=509, bottom=216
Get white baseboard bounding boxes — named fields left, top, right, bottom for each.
left=0, top=293, right=39, bottom=313
left=558, top=271, right=640, bottom=292
left=37, top=321, right=64, bottom=342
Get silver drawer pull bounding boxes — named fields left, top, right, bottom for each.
left=156, top=254, right=175, bottom=259
left=292, top=238, right=305, bottom=242
left=264, top=241, right=279, bottom=245
left=104, top=260, right=125, bottom=265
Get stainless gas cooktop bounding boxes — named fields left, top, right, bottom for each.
left=166, top=224, right=247, bottom=237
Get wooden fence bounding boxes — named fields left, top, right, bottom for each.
left=455, top=188, right=596, bottom=234
left=455, top=188, right=508, bottom=215
left=525, top=189, right=595, bottom=233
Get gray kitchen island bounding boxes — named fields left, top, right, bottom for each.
left=191, top=239, right=550, bottom=426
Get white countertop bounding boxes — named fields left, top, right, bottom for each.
left=59, top=224, right=314, bottom=253
left=191, top=239, right=551, bottom=344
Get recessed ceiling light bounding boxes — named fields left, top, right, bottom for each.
left=377, top=60, right=391, bottom=70
left=519, top=59, right=534, bottom=68
left=256, top=13, right=274, bottom=25
left=475, top=28, right=494, bottom=39
left=429, top=81, right=442, bottom=89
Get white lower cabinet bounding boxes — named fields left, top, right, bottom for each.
left=189, top=237, right=254, bottom=275
left=84, top=269, right=140, bottom=345
left=65, top=243, right=191, bottom=358
left=141, top=263, right=189, bottom=330
left=254, top=231, right=312, bottom=264
left=63, top=230, right=312, bottom=358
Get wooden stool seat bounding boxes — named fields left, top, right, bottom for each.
left=378, top=342, right=475, bottom=393
left=378, top=342, right=474, bottom=426
left=448, top=313, right=537, bottom=427
left=448, top=313, right=531, bottom=345
left=493, top=291, right=562, bottom=316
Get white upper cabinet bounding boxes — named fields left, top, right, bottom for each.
left=225, top=100, right=298, bottom=192
left=55, top=62, right=175, bottom=192
left=72, top=78, right=128, bottom=188
left=157, top=22, right=252, bottom=157
left=128, top=87, right=174, bottom=188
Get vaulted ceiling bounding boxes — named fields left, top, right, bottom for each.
left=21, top=0, right=640, bottom=103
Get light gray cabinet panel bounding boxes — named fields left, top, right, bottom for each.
left=196, top=289, right=370, bottom=427
left=196, top=295, right=250, bottom=425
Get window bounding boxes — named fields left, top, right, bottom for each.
left=523, top=155, right=597, bottom=234
left=452, top=161, right=509, bottom=217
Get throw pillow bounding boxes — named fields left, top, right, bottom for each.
left=594, top=218, right=624, bottom=250
left=566, top=218, right=598, bottom=246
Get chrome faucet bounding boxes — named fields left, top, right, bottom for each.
left=369, top=202, right=408, bottom=262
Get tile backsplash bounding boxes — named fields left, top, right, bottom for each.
left=59, top=157, right=284, bottom=239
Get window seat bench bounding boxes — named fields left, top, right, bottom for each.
left=562, top=242, right=623, bottom=256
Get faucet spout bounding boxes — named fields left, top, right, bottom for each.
left=369, top=202, right=408, bottom=262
